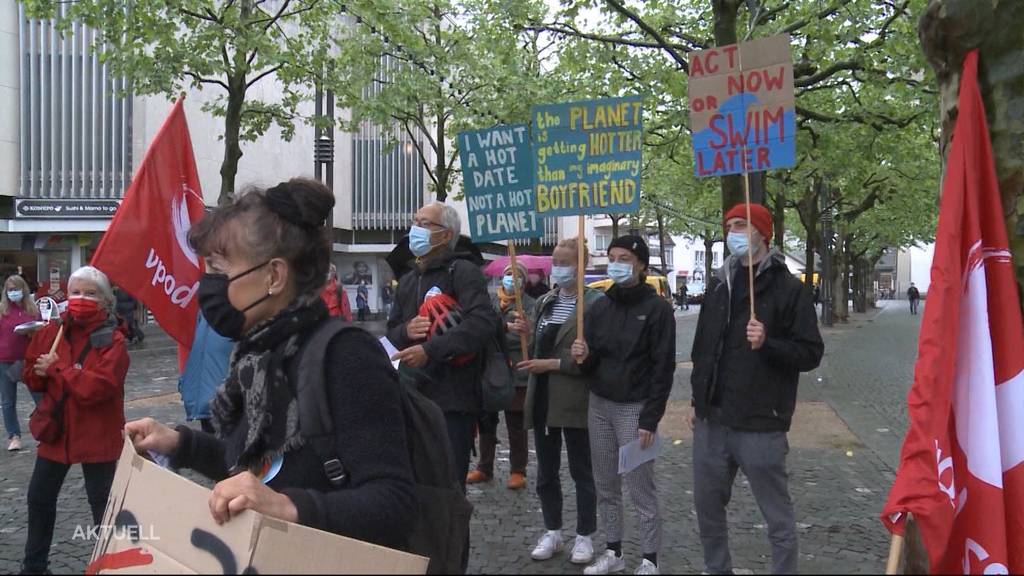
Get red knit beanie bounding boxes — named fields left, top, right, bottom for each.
left=724, top=203, right=773, bottom=244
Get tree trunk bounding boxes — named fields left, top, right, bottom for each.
left=867, top=255, right=879, bottom=309
left=611, top=215, right=620, bottom=239
left=656, top=211, right=668, bottom=276
left=704, top=232, right=715, bottom=282
left=219, top=77, right=246, bottom=207
left=919, top=0, right=1024, bottom=313
left=435, top=114, right=448, bottom=202
left=712, top=0, right=745, bottom=212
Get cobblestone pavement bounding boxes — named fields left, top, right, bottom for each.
left=0, top=303, right=920, bottom=574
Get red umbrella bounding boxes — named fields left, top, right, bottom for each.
left=483, top=254, right=552, bottom=277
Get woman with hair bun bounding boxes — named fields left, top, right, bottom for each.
left=125, top=179, right=416, bottom=549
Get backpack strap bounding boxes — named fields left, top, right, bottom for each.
left=291, top=317, right=358, bottom=487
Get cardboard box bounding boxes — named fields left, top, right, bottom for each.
left=88, top=440, right=429, bottom=574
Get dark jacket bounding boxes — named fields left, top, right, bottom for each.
left=690, top=250, right=824, bottom=433
left=24, top=313, right=129, bottom=464
left=171, top=328, right=416, bottom=550
left=579, top=282, right=676, bottom=432
left=495, top=291, right=535, bottom=388
left=524, top=287, right=604, bottom=430
left=387, top=247, right=498, bottom=414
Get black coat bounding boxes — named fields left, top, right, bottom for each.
left=171, top=328, right=417, bottom=550
left=386, top=247, right=498, bottom=414
left=690, top=250, right=824, bottom=432
left=579, top=282, right=677, bottom=432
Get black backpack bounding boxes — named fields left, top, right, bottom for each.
left=291, top=318, right=473, bottom=574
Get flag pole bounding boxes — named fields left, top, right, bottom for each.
left=508, top=242, right=529, bottom=361
left=885, top=533, right=904, bottom=574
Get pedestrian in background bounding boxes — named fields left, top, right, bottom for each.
left=689, top=203, right=824, bottom=575
left=907, top=282, right=921, bottom=315
left=21, top=266, right=129, bottom=574
left=388, top=202, right=497, bottom=492
left=468, top=262, right=532, bottom=490
left=127, top=179, right=416, bottom=549
left=525, top=271, right=550, bottom=299
left=0, top=274, right=38, bottom=451
left=321, top=264, right=353, bottom=322
left=114, top=286, right=144, bottom=345
left=356, top=280, right=370, bottom=321
left=571, top=235, right=676, bottom=576
left=514, top=238, right=602, bottom=566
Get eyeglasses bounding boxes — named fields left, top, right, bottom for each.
left=411, top=218, right=448, bottom=231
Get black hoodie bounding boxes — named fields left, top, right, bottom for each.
left=386, top=246, right=498, bottom=414
left=579, top=281, right=677, bottom=432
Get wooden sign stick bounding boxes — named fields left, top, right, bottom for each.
left=743, top=172, right=757, bottom=322
left=576, top=214, right=586, bottom=338
left=508, top=242, right=530, bottom=361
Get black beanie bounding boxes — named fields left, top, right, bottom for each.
left=608, top=235, right=650, bottom=268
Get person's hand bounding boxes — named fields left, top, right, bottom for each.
left=516, top=359, right=560, bottom=374
left=33, top=352, right=59, bottom=376
left=209, top=472, right=298, bottom=525
left=125, top=418, right=180, bottom=455
left=638, top=428, right=656, bottom=450
left=571, top=339, right=589, bottom=365
left=747, top=319, right=766, bottom=350
left=508, top=313, right=529, bottom=335
left=406, top=315, right=431, bottom=341
left=685, top=408, right=696, bottom=431
left=392, top=344, right=429, bottom=368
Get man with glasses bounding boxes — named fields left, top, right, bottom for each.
left=388, top=202, right=497, bottom=492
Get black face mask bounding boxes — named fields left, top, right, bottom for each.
left=198, top=261, right=272, bottom=340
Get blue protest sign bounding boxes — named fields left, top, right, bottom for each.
left=458, top=124, right=539, bottom=242
left=531, top=97, right=643, bottom=217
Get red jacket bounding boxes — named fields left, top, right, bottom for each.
left=0, top=304, right=35, bottom=362
left=321, top=279, right=353, bottom=322
left=24, top=314, right=130, bottom=464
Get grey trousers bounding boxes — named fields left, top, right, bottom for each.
left=693, top=418, right=798, bottom=574
left=588, top=393, right=662, bottom=554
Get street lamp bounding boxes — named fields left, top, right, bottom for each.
left=314, top=82, right=335, bottom=231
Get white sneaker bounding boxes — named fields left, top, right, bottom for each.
left=530, top=530, right=564, bottom=561
left=7, top=436, right=21, bottom=451
left=635, top=559, right=660, bottom=575
left=584, top=550, right=626, bottom=575
left=571, top=534, right=595, bottom=564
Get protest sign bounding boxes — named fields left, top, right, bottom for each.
left=532, top=96, right=643, bottom=217
left=88, top=440, right=429, bottom=575
left=689, top=35, right=795, bottom=178
left=458, top=124, right=538, bottom=242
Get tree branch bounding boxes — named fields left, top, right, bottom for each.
left=780, top=0, right=854, bottom=35
left=523, top=23, right=689, bottom=53
left=602, top=0, right=691, bottom=72
left=180, top=8, right=221, bottom=23
left=246, top=63, right=285, bottom=89
left=184, top=71, right=229, bottom=91
left=794, top=60, right=862, bottom=88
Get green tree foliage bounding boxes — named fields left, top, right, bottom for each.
left=21, top=0, right=342, bottom=206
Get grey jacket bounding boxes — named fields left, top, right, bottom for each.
left=494, top=292, right=536, bottom=388
left=524, top=287, right=605, bottom=430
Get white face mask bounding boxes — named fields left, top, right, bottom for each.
left=7, top=290, right=23, bottom=303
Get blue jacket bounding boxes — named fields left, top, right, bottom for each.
left=178, top=312, right=235, bottom=421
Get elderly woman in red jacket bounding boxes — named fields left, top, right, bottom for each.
left=20, top=265, right=130, bottom=575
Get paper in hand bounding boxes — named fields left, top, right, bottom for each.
left=379, top=337, right=401, bottom=369
left=618, top=434, right=663, bottom=475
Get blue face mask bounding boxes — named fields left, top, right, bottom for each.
left=607, top=262, right=635, bottom=285
left=550, top=265, right=574, bottom=287
left=409, top=225, right=435, bottom=257
left=727, top=231, right=750, bottom=258
left=7, top=290, right=23, bottom=303
left=502, top=275, right=518, bottom=292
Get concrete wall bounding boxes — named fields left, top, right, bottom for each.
left=0, top=0, right=19, bottom=197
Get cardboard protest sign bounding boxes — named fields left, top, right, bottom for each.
left=458, top=124, right=538, bottom=242
left=88, top=440, right=429, bottom=575
left=531, top=96, right=643, bottom=217
left=689, top=35, right=795, bottom=178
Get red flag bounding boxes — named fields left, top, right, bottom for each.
left=881, top=50, right=1024, bottom=573
left=92, top=97, right=205, bottom=349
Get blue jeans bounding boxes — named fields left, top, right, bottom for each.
left=0, top=362, right=41, bottom=439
